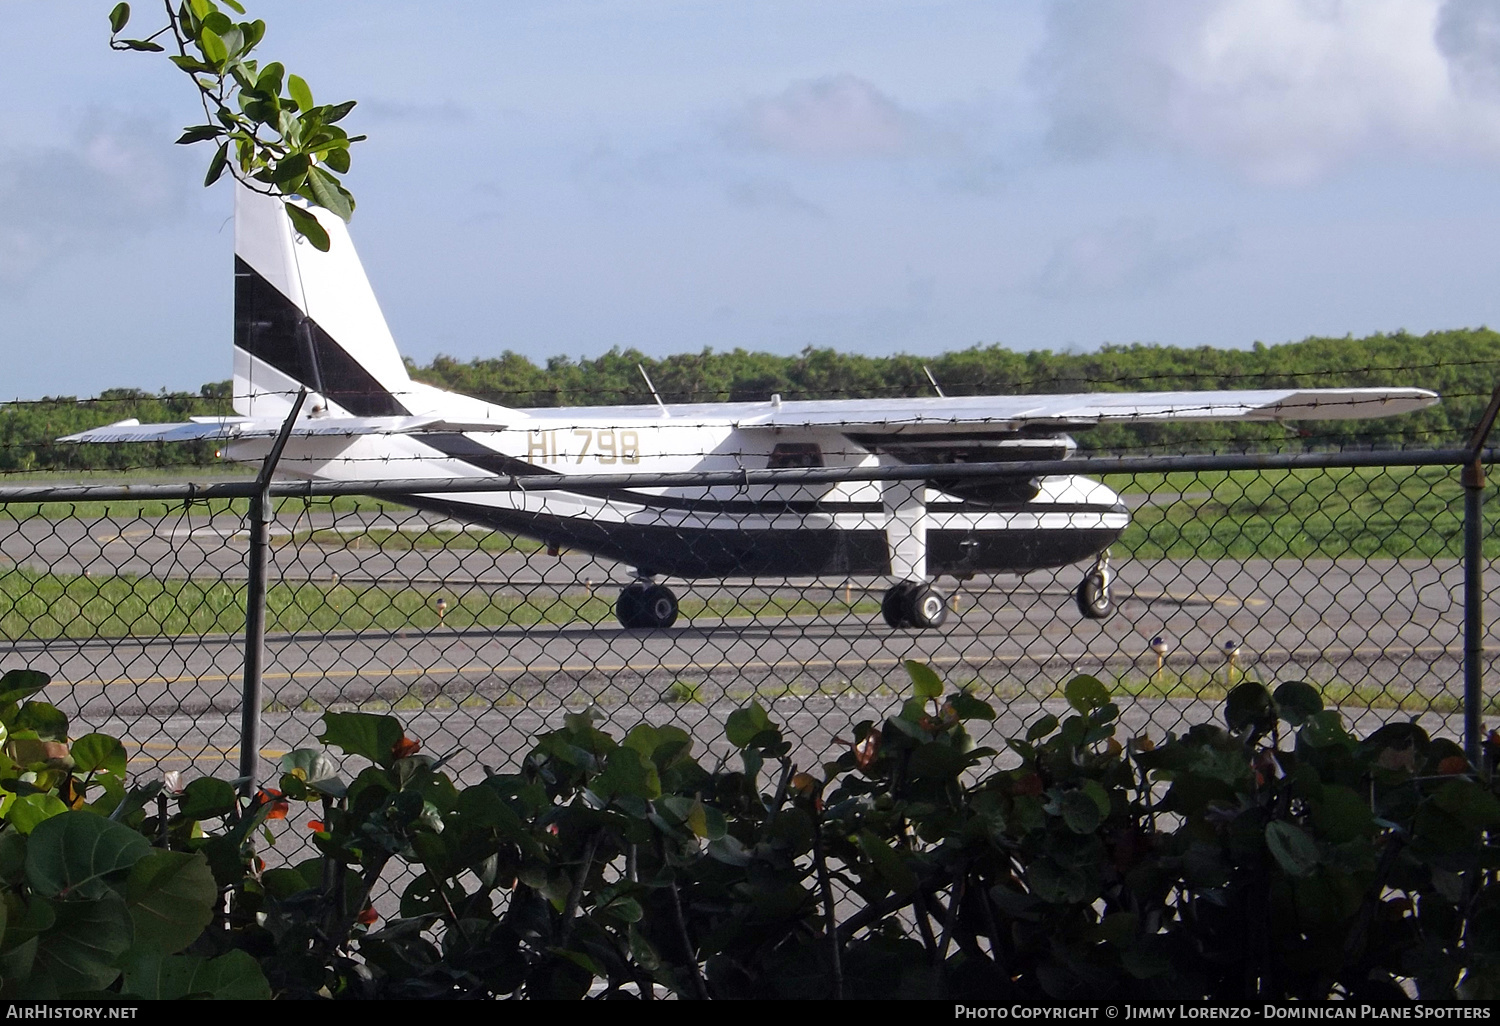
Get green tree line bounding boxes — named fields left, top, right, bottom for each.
left=6, top=327, right=1498, bottom=473
left=415, top=327, right=1500, bottom=453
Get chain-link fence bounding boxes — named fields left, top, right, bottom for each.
left=0, top=448, right=1495, bottom=800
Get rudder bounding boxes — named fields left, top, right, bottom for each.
left=233, top=184, right=413, bottom=419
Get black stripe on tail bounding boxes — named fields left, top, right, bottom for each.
left=234, top=256, right=409, bottom=417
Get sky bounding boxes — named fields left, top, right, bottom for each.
left=4, top=0, right=1500, bottom=399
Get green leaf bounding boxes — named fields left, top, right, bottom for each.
left=175, top=125, right=220, bottom=145
left=109, top=3, right=131, bottom=34
left=305, top=166, right=353, bottom=221
left=907, top=740, right=968, bottom=779
left=656, top=795, right=719, bottom=838
left=324, top=146, right=351, bottom=174
left=318, top=711, right=403, bottom=767
left=594, top=894, right=644, bottom=925
left=288, top=74, right=314, bottom=112
left=254, top=61, right=285, bottom=97
left=121, top=949, right=270, bottom=1000
left=203, top=142, right=230, bottom=186
left=1025, top=713, right=1059, bottom=742
left=7, top=794, right=68, bottom=835
left=14, top=701, right=66, bottom=742
left=725, top=701, right=772, bottom=749
left=1064, top=674, right=1109, bottom=714
left=284, top=203, right=330, bottom=252
left=26, top=812, right=150, bottom=900
left=856, top=830, right=917, bottom=896
left=279, top=748, right=345, bottom=797
left=178, top=777, right=237, bottom=820
left=1311, top=784, right=1375, bottom=844
left=122, top=39, right=165, bottom=52
left=70, top=734, right=126, bottom=778
left=30, top=894, right=132, bottom=996
left=1433, top=779, right=1500, bottom=829
left=1299, top=710, right=1352, bottom=750
left=1057, top=789, right=1103, bottom=834
left=125, top=851, right=215, bottom=954
left=1273, top=681, right=1323, bottom=725
left=1264, top=821, right=1319, bottom=878
left=1081, top=778, right=1113, bottom=818
left=905, top=660, right=943, bottom=700
left=271, top=153, right=310, bottom=190
left=594, top=747, right=660, bottom=801
left=0, top=669, right=50, bottom=708
left=198, top=27, right=228, bottom=67
left=706, top=833, right=753, bottom=867
left=947, top=692, right=996, bottom=720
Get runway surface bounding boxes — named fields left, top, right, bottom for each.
left=0, top=507, right=1491, bottom=783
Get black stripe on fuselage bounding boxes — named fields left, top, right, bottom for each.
left=234, top=256, right=408, bottom=417
left=395, top=494, right=1124, bottom=578
left=410, top=434, right=1122, bottom=516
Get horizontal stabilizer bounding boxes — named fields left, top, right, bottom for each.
left=59, top=414, right=507, bottom=444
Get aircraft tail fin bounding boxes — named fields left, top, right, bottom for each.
left=233, top=183, right=414, bottom=419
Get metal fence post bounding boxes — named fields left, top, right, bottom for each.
left=1465, top=462, right=1486, bottom=768
left=1462, top=386, right=1500, bottom=768
left=238, top=390, right=307, bottom=798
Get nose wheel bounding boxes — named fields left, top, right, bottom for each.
left=881, top=581, right=948, bottom=630
left=617, top=581, right=679, bottom=629
left=1076, top=552, right=1113, bottom=620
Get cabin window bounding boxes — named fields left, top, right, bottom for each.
left=767, top=442, right=823, bottom=469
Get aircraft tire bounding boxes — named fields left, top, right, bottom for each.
left=616, top=582, right=649, bottom=628
left=904, top=585, right=948, bottom=630
left=1077, top=572, right=1112, bottom=620
left=881, top=582, right=915, bottom=628
left=640, top=584, right=679, bottom=629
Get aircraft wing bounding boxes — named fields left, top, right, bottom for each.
left=58, top=414, right=508, bottom=444
left=722, top=387, right=1439, bottom=431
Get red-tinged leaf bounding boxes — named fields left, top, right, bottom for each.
left=1438, top=755, right=1470, bottom=775
left=1014, top=772, right=1044, bottom=797
left=392, top=736, right=421, bottom=760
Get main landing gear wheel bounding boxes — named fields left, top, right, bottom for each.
left=881, top=582, right=915, bottom=628
left=1076, top=550, right=1114, bottom=620
left=881, top=582, right=948, bottom=630
left=616, top=582, right=679, bottom=629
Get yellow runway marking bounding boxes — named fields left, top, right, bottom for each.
left=53, top=641, right=1468, bottom=692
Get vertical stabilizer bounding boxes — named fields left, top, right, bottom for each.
left=233, top=184, right=413, bottom=418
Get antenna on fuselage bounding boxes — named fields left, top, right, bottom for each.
left=923, top=365, right=947, bottom=399
left=638, top=364, right=669, bottom=418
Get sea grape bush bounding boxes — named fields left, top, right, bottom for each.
left=0, top=669, right=267, bottom=998
left=0, top=663, right=1496, bottom=999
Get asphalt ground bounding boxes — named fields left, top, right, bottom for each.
left=0, top=508, right=1490, bottom=787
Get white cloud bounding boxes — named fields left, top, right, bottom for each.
left=726, top=74, right=942, bottom=159
left=1438, top=0, right=1500, bottom=97
left=1034, top=218, right=1235, bottom=298
left=0, top=115, right=190, bottom=286
left=1031, top=0, right=1500, bottom=182
left=724, top=178, right=823, bottom=215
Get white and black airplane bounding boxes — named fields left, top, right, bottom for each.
left=63, top=185, right=1439, bottom=630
